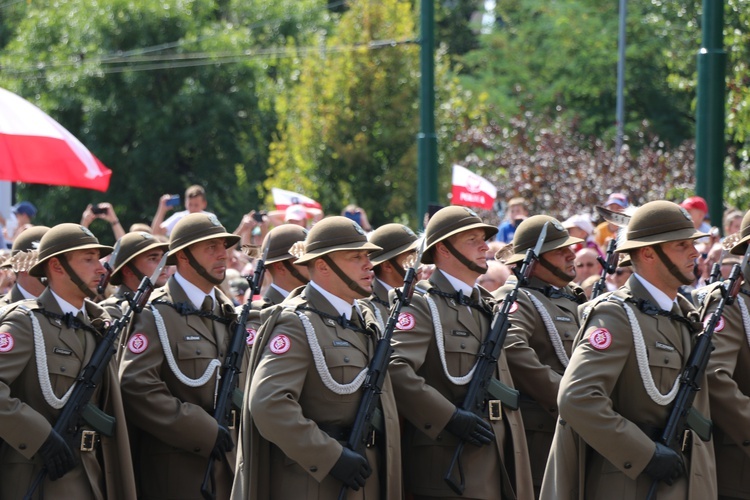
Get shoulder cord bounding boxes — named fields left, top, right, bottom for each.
left=521, top=290, right=569, bottom=368
left=372, top=306, right=385, bottom=333
left=20, top=306, right=78, bottom=410
left=150, top=306, right=222, bottom=390
left=370, top=294, right=390, bottom=309
left=293, top=310, right=368, bottom=395
left=607, top=295, right=679, bottom=406
left=424, top=294, right=478, bottom=386
left=736, top=294, right=750, bottom=350
left=151, top=298, right=233, bottom=326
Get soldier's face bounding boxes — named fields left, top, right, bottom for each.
left=66, top=248, right=106, bottom=294
left=327, top=249, right=374, bottom=300
left=133, top=249, right=168, bottom=287
left=660, top=239, right=700, bottom=286
left=451, top=229, right=490, bottom=270
left=539, top=246, right=577, bottom=286
left=186, top=238, right=228, bottom=285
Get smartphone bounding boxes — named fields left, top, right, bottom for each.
left=91, top=204, right=107, bottom=215
left=252, top=211, right=266, bottom=222
left=166, top=195, right=181, bottom=207
left=344, top=211, right=362, bottom=226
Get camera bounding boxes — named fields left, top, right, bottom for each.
left=252, top=211, right=267, bottom=222
left=91, top=204, right=107, bottom=215
left=166, top=195, right=181, bottom=207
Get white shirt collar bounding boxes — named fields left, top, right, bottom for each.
left=633, top=273, right=677, bottom=311
left=376, top=277, right=393, bottom=292
left=270, top=283, right=290, bottom=298
left=50, top=289, right=86, bottom=318
left=173, top=271, right=216, bottom=310
left=17, top=282, right=37, bottom=300
left=309, top=280, right=358, bottom=319
left=438, top=269, right=477, bottom=297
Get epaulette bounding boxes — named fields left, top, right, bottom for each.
left=413, top=285, right=428, bottom=296
left=579, top=290, right=620, bottom=322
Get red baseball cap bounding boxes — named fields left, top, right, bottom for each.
left=679, top=196, right=708, bottom=214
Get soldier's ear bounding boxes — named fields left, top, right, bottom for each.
left=48, top=257, right=64, bottom=277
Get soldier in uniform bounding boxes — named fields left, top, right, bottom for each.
left=366, top=223, right=419, bottom=325
left=99, top=231, right=169, bottom=323
left=0, top=225, right=49, bottom=306
left=118, top=213, right=240, bottom=500
left=233, top=216, right=402, bottom=499
left=493, top=215, right=585, bottom=497
left=242, top=223, right=310, bottom=353
left=0, top=223, right=136, bottom=499
left=250, top=224, right=310, bottom=310
left=389, top=205, right=533, bottom=500
left=542, top=200, right=717, bottom=499
left=700, top=209, right=750, bottom=499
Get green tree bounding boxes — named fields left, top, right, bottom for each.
left=0, top=0, right=277, bottom=241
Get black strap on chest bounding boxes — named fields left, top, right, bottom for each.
left=526, top=285, right=585, bottom=304
left=370, top=294, right=390, bottom=309
left=623, top=297, right=702, bottom=333
left=296, top=305, right=371, bottom=336
left=35, top=309, right=101, bottom=336
left=151, top=298, right=233, bottom=325
left=426, top=288, right=493, bottom=317
left=739, top=288, right=750, bottom=300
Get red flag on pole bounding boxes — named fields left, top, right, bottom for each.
left=0, top=87, right=112, bottom=192
left=451, top=165, right=497, bottom=210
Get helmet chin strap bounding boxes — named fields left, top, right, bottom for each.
left=653, top=244, right=694, bottom=286
left=126, top=262, right=146, bottom=281
left=539, top=255, right=575, bottom=284
left=442, top=240, right=488, bottom=275
left=282, top=260, right=310, bottom=286
left=183, top=247, right=224, bottom=286
left=59, top=255, right=97, bottom=299
left=387, top=257, right=407, bottom=280
left=321, top=255, right=370, bottom=298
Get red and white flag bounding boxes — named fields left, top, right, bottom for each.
left=0, top=87, right=112, bottom=192
left=451, top=164, right=496, bottom=210
left=271, top=187, right=322, bottom=211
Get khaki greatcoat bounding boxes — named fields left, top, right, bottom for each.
left=389, top=269, right=533, bottom=499
left=0, top=289, right=136, bottom=499
left=118, top=276, right=238, bottom=500
left=541, top=277, right=717, bottom=500
left=232, top=283, right=402, bottom=499
left=493, top=276, right=582, bottom=494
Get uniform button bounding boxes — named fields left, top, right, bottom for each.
left=743, top=440, right=750, bottom=446
left=194, top=447, right=201, bottom=453
left=18, top=443, right=26, bottom=450
left=425, top=424, right=432, bottom=430
left=60, top=366, right=66, bottom=372
left=220, top=352, right=224, bottom=357
left=564, top=332, right=570, bottom=338
left=310, top=466, right=318, bottom=472
left=664, top=357, right=669, bottom=364
left=460, top=343, right=466, bottom=349
left=344, top=357, right=350, bottom=363
left=196, top=350, right=202, bottom=355
left=436, top=435, right=442, bottom=441
left=624, top=462, right=632, bottom=469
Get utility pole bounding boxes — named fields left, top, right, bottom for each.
left=695, top=0, right=726, bottom=229
left=417, top=0, right=438, bottom=230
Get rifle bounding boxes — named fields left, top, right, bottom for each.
left=96, top=238, right=122, bottom=296
left=24, top=253, right=166, bottom=500
left=336, top=238, right=426, bottom=499
left=444, top=222, right=549, bottom=495
left=645, top=248, right=748, bottom=500
left=200, top=242, right=268, bottom=500
left=591, top=238, right=618, bottom=299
